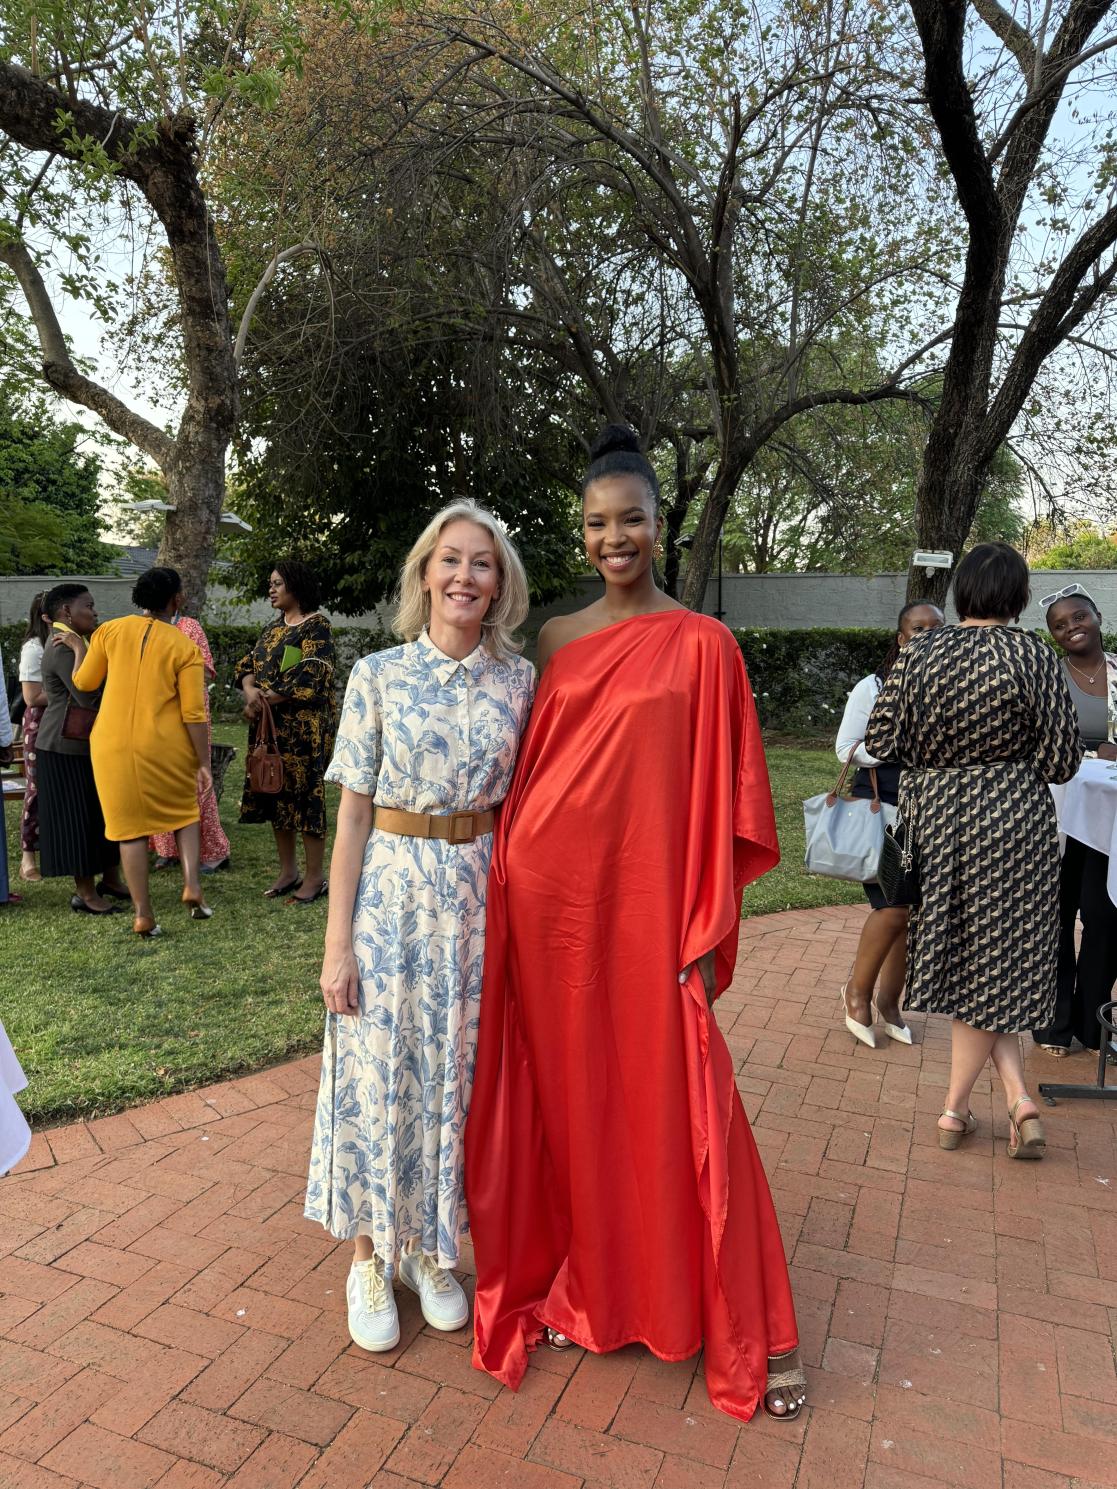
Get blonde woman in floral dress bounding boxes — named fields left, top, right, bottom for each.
left=305, top=501, right=534, bottom=1351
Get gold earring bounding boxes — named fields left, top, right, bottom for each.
left=654, top=540, right=664, bottom=559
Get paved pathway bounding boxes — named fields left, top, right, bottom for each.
left=2, top=906, right=1116, bottom=1489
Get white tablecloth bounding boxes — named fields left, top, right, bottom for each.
left=1053, top=759, right=1117, bottom=908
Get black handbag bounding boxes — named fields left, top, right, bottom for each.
left=877, top=814, right=921, bottom=908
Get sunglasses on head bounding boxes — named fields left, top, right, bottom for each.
left=1040, top=582, right=1095, bottom=611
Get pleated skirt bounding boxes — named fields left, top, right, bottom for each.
left=37, top=749, right=119, bottom=879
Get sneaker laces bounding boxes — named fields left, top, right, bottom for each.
left=354, top=1258, right=389, bottom=1311
left=418, top=1254, right=455, bottom=1295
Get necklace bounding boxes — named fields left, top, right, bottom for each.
left=1066, top=657, right=1104, bottom=685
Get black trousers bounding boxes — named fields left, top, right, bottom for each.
left=1034, top=836, right=1117, bottom=1050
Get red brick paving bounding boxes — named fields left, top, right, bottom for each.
left=3, top=905, right=1117, bottom=1488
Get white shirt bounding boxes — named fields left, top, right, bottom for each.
left=0, top=648, right=12, bottom=750
left=18, top=638, right=43, bottom=685
left=836, top=673, right=883, bottom=768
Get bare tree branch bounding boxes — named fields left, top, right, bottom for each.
left=0, top=236, right=175, bottom=466
left=234, top=241, right=323, bottom=368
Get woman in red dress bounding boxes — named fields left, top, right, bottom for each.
left=466, top=425, right=803, bottom=1422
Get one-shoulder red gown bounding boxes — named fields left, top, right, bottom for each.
left=466, top=609, right=797, bottom=1422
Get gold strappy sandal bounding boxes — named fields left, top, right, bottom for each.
left=763, top=1350, right=807, bottom=1420
left=1007, top=1097, right=1045, bottom=1160
left=937, top=1108, right=977, bottom=1151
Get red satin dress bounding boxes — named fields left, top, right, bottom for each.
left=466, top=609, right=797, bottom=1422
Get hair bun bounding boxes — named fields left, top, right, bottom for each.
left=589, top=423, right=642, bottom=461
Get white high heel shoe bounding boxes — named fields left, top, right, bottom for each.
left=875, top=1005, right=913, bottom=1045
left=841, top=983, right=876, bottom=1048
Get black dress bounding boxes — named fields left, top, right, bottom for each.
left=37, top=640, right=119, bottom=879
left=235, top=615, right=337, bottom=836
left=865, top=626, right=1082, bottom=1033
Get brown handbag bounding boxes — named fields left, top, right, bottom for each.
left=246, top=696, right=284, bottom=794
left=61, top=702, right=98, bottom=741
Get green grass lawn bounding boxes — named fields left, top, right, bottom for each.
left=2, top=733, right=856, bottom=1125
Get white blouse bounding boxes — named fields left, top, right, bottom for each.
left=836, top=673, right=884, bottom=769
left=18, top=638, right=44, bottom=685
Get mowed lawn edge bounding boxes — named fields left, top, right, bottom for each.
left=2, top=728, right=858, bottom=1124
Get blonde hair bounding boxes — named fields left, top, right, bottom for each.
left=393, top=500, right=530, bottom=659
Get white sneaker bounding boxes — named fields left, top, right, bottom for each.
left=346, top=1257, right=400, bottom=1352
left=398, top=1251, right=469, bottom=1331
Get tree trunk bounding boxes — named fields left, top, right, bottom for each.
left=161, top=436, right=228, bottom=614
left=680, top=448, right=746, bottom=610
left=907, top=449, right=987, bottom=607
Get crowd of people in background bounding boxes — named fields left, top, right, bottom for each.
left=0, top=560, right=337, bottom=927
left=836, top=547, right=1115, bottom=1163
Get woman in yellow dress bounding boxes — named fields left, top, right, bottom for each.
left=55, top=567, right=214, bottom=938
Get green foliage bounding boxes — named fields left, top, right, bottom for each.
left=0, top=496, right=67, bottom=572
left=0, top=396, right=115, bottom=574
left=230, top=261, right=585, bottom=610
left=722, top=399, right=1025, bottom=575
left=1031, top=524, right=1117, bottom=571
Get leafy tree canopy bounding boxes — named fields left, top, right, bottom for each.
left=0, top=394, right=115, bottom=574
left=1029, top=520, right=1117, bottom=570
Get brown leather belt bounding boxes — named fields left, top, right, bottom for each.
left=372, top=804, right=494, bottom=844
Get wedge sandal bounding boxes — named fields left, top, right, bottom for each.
left=937, top=1108, right=977, bottom=1151
left=1007, top=1097, right=1045, bottom=1160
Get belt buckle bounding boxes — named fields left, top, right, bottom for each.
left=448, top=811, right=475, bottom=844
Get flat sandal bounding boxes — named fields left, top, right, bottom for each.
left=937, top=1108, right=977, bottom=1151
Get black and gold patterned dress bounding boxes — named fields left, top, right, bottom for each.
left=864, top=625, right=1081, bottom=1033
left=235, top=614, right=337, bottom=837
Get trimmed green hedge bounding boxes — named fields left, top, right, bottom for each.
left=6, top=619, right=1115, bottom=735
left=733, top=627, right=893, bottom=732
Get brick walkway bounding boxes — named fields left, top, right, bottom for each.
left=3, top=905, right=1116, bottom=1489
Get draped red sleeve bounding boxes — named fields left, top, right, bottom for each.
left=465, top=610, right=796, bottom=1423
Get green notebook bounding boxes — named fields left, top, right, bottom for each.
left=280, top=644, right=302, bottom=672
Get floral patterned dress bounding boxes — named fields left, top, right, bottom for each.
left=235, top=614, right=336, bottom=836
left=304, top=632, right=535, bottom=1272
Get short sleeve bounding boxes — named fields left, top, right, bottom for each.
left=19, top=640, right=43, bottom=684
left=325, top=656, right=382, bottom=795
left=516, top=657, right=536, bottom=735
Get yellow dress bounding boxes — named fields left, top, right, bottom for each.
left=72, top=615, right=207, bottom=841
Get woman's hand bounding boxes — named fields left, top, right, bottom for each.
left=321, top=945, right=361, bottom=1016
left=52, top=631, right=85, bottom=658
left=261, top=688, right=285, bottom=705
left=1097, top=742, right=1117, bottom=761
left=196, top=765, right=213, bottom=797
left=679, top=951, right=718, bottom=1009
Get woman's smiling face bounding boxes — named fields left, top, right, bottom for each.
left=1048, top=596, right=1103, bottom=656
left=583, top=473, right=660, bottom=587
left=422, top=519, right=500, bottom=641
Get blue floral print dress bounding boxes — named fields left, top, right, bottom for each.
left=305, top=632, right=535, bottom=1273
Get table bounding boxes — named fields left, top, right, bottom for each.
left=1042, top=758, right=1117, bottom=1104
left=1059, top=757, right=1117, bottom=907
